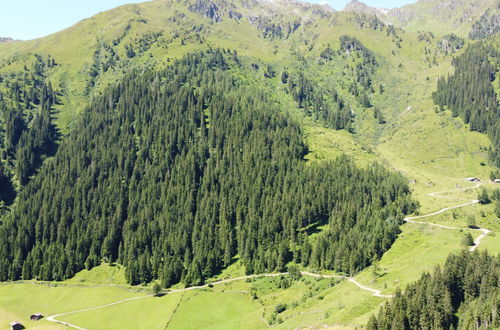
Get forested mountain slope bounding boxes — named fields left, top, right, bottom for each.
left=367, top=251, right=499, bottom=329
left=0, top=0, right=495, bottom=206
left=0, top=49, right=416, bottom=285
left=433, top=42, right=500, bottom=167
left=0, top=0, right=407, bottom=206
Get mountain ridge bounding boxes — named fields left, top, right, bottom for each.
left=343, top=0, right=390, bottom=16
left=0, top=37, right=18, bottom=42
left=342, top=0, right=499, bottom=37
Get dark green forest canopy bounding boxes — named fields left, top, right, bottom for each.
left=0, top=49, right=416, bottom=286
left=367, top=250, right=500, bottom=330
left=0, top=54, right=59, bottom=202
left=433, top=42, right=500, bottom=167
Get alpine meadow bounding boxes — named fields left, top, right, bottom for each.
left=0, top=0, right=499, bottom=329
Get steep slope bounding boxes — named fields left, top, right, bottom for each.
left=386, top=0, right=498, bottom=36
left=343, top=0, right=499, bottom=37
left=470, top=3, right=500, bottom=39
left=367, top=250, right=499, bottom=329
left=433, top=40, right=500, bottom=167
left=0, top=49, right=416, bottom=284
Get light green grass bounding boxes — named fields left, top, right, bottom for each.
left=304, top=125, right=377, bottom=166
left=64, top=263, right=127, bottom=285
left=167, top=291, right=263, bottom=330
left=478, top=232, right=500, bottom=254
left=0, top=282, right=142, bottom=330
left=276, top=280, right=380, bottom=328
left=61, top=291, right=183, bottom=330
left=354, top=224, right=464, bottom=294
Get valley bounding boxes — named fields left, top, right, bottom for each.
left=0, top=0, right=499, bottom=329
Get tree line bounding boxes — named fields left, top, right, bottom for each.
left=432, top=43, right=500, bottom=167
left=367, top=250, right=499, bottom=329
left=281, top=70, right=353, bottom=131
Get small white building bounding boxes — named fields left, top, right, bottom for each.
left=465, top=177, right=480, bottom=182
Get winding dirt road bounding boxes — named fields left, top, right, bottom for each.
left=300, top=271, right=394, bottom=298
left=404, top=182, right=492, bottom=251
left=45, top=271, right=391, bottom=329
left=46, top=182, right=493, bottom=328
left=46, top=273, right=288, bottom=329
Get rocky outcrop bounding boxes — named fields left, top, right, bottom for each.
left=343, top=0, right=388, bottom=17
left=187, top=0, right=245, bottom=22
left=188, top=0, right=225, bottom=22
left=0, top=37, right=17, bottom=43
left=469, top=8, right=500, bottom=39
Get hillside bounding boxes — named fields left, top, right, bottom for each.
left=344, top=0, right=499, bottom=37
left=0, top=0, right=499, bottom=328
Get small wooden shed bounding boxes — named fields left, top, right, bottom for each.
left=10, top=322, right=24, bottom=330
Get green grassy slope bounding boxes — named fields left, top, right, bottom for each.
left=345, top=0, right=498, bottom=37
left=383, top=0, right=498, bottom=37
left=0, top=281, right=142, bottom=330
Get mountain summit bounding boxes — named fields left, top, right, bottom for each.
left=343, top=0, right=389, bottom=16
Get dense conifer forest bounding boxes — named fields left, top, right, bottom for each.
left=432, top=43, right=500, bottom=167
left=0, top=54, right=59, bottom=203
left=367, top=250, right=500, bottom=329
left=0, top=49, right=416, bottom=286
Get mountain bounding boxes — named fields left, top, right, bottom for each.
left=386, top=0, right=499, bottom=36
left=0, top=0, right=499, bottom=329
left=342, top=0, right=499, bottom=37
left=0, top=0, right=418, bottom=284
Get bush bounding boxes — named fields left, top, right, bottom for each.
left=275, top=303, right=287, bottom=313
left=478, top=189, right=491, bottom=204
left=151, top=281, right=162, bottom=296
left=467, top=215, right=477, bottom=228
left=462, top=233, right=474, bottom=247
left=287, top=265, right=301, bottom=281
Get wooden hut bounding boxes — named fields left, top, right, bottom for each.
left=10, top=322, right=24, bottom=330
